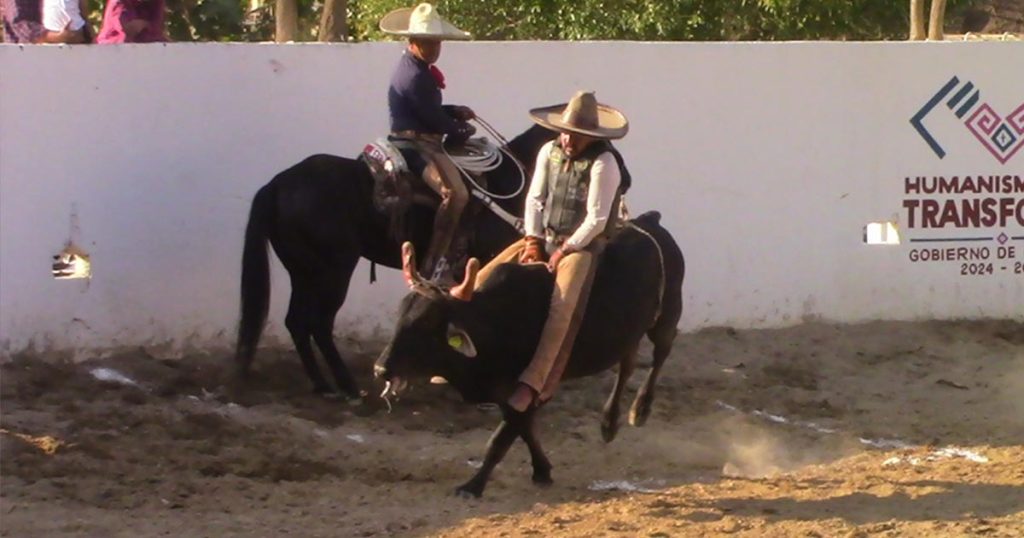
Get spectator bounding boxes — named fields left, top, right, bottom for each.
left=96, top=0, right=166, bottom=43
left=2, top=0, right=88, bottom=43
left=42, top=0, right=86, bottom=38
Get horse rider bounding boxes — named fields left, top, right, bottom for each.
left=380, top=2, right=476, bottom=282
left=475, top=91, right=631, bottom=412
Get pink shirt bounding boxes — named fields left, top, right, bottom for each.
left=96, top=0, right=166, bottom=43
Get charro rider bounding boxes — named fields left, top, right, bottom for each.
left=381, top=2, right=476, bottom=281
left=476, top=91, right=630, bottom=412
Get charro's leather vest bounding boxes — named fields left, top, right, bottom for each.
left=543, top=141, right=622, bottom=242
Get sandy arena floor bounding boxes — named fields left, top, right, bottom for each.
left=2, top=320, right=1023, bottom=537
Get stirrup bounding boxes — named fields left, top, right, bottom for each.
left=429, top=256, right=457, bottom=287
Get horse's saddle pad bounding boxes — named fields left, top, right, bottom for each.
left=362, top=138, right=426, bottom=213
left=363, top=138, right=424, bottom=178
left=362, top=137, right=490, bottom=214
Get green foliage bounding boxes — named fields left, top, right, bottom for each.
left=165, top=0, right=248, bottom=42
left=92, top=0, right=978, bottom=42
left=348, top=0, right=979, bottom=41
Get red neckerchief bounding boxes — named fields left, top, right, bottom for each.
left=429, top=65, right=446, bottom=89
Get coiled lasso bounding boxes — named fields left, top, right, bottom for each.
left=443, top=116, right=527, bottom=201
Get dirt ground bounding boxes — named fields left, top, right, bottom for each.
left=2, top=320, right=1023, bottom=537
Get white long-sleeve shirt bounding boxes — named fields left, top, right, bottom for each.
left=524, top=140, right=622, bottom=251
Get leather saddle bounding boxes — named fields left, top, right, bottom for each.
left=361, top=137, right=489, bottom=214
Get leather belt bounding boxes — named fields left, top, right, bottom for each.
left=391, top=130, right=442, bottom=143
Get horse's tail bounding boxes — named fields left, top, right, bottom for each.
left=235, top=182, right=275, bottom=377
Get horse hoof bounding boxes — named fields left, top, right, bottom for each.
left=601, top=418, right=619, bottom=443
left=629, top=401, right=651, bottom=427
left=346, top=395, right=364, bottom=406
left=454, top=484, right=483, bottom=499
left=532, top=472, right=553, bottom=487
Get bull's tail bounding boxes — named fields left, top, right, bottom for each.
left=235, top=183, right=275, bottom=377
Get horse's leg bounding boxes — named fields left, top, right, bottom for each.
left=601, top=343, right=639, bottom=443
left=310, top=256, right=361, bottom=400
left=456, top=417, right=520, bottom=498
left=629, top=325, right=678, bottom=427
left=519, top=409, right=553, bottom=486
left=285, top=278, right=332, bottom=395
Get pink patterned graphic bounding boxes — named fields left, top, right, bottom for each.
left=965, top=102, right=1024, bottom=164
left=1010, top=103, right=1024, bottom=132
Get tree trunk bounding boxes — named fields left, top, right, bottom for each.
left=910, top=0, right=926, bottom=40
left=928, top=0, right=948, bottom=40
left=275, top=0, right=298, bottom=42
left=318, top=0, right=348, bottom=42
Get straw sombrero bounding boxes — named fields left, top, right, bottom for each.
left=379, top=3, right=471, bottom=41
left=528, top=91, right=629, bottom=140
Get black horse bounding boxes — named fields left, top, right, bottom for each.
left=234, top=125, right=556, bottom=399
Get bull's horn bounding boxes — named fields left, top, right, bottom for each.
left=401, top=242, right=424, bottom=288
left=450, top=257, right=480, bottom=301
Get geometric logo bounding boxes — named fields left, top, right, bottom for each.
left=911, top=76, right=1024, bottom=164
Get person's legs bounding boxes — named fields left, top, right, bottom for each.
left=509, top=250, right=596, bottom=411
left=474, top=238, right=527, bottom=288
left=420, top=151, right=469, bottom=281
left=539, top=252, right=599, bottom=401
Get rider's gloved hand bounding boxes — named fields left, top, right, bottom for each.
left=519, top=236, right=546, bottom=264
left=547, top=247, right=572, bottom=273
left=447, top=123, right=476, bottom=146
left=454, top=106, right=476, bottom=121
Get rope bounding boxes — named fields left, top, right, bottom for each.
left=443, top=117, right=527, bottom=201
left=624, top=221, right=666, bottom=327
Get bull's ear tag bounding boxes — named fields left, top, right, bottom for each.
left=446, top=324, right=477, bottom=358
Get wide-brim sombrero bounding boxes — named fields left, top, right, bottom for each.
left=380, top=3, right=471, bottom=41
left=528, top=91, right=628, bottom=140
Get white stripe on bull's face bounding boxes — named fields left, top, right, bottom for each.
left=446, top=323, right=477, bottom=358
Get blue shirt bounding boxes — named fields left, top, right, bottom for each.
left=388, top=51, right=471, bottom=138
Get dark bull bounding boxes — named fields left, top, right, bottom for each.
left=374, top=211, right=686, bottom=498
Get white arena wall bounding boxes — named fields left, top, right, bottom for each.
left=1, top=41, right=1022, bottom=357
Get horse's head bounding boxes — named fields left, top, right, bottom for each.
left=506, top=124, right=558, bottom=170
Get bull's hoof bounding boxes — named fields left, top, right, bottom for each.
left=344, top=392, right=366, bottom=406
left=454, top=483, right=484, bottom=499
left=601, top=416, right=620, bottom=443
left=234, top=364, right=251, bottom=380
left=531, top=470, right=553, bottom=487
left=629, top=398, right=652, bottom=427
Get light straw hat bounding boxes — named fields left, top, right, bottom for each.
left=528, top=91, right=629, bottom=140
left=379, top=3, right=471, bottom=41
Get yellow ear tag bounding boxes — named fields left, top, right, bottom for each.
left=448, top=334, right=464, bottom=349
